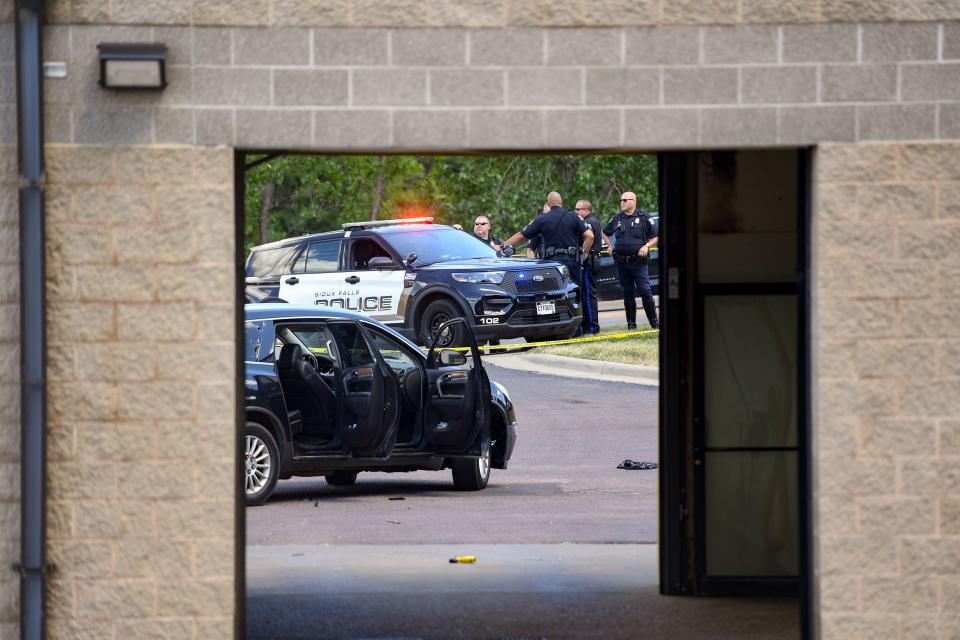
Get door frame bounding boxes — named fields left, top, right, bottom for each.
left=658, top=150, right=814, bottom=621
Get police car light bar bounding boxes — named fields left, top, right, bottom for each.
left=342, top=217, right=434, bottom=230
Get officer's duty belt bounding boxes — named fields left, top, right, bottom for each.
left=613, top=252, right=647, bottom=263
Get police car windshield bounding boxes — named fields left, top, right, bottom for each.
left=384, top=227, right=497, bottom=264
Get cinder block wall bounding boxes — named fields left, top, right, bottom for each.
left=43, top=145, right=235, bottom=638
left=0, top=140, right=20, bottom=636
left=816, top=142, right=960, bottom=639
left=1, top=10, right=19, bottom=639
left=26, top=0, right=960, bottom=637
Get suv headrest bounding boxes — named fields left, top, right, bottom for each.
left=277, top=343, right=303, bottom=372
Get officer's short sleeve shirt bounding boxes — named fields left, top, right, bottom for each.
left=602, top=213, right=623, bottom=238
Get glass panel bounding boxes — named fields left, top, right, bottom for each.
left=704, top=295, right=797, bottom=449
left=697, top=151, right=797, bottom=283
left=328, top=323, right=375, bottom=368
left=244, top=322, right=262, bottom=361
left=304, top=241, right=340, bottom=274
left=368, top=330, right=419, bottom=379
left=705, top=451, right=798, bottom=576
left=245, top=246, right=296, bottom=277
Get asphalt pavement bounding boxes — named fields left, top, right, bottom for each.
left=246, top=365, right=659, bottom=545
left=246, top=357, right=799, bottom=639
left=247, top=544, right=799, bottom=640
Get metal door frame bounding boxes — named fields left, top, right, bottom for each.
left=658, top=150, right=814, bottom=631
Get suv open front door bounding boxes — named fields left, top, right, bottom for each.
left=328, top=321, right=401, bottom=458
left=423, top=318, right=491, bottom=456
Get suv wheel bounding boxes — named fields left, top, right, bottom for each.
left=245, top=422, right=280, bottom=506
left=419, top=299, right=467, bottom=349
left=451, top=442, right=491, bottom=491
left=324, top=471, right=358, bottom=486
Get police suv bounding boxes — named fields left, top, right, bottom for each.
left=245, top=218, right=582, bottom=347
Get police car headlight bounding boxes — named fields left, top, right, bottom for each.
left=452, top=271, right=505, bottom=285
left=557, top=265, right=570, bottom=280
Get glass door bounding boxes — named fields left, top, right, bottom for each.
left=691, top=150, right=804, bottom=595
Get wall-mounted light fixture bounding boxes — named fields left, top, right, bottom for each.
left=97, top=43, right=167, bottom=90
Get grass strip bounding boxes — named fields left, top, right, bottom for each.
left=536, top=324, right=659, bottom=367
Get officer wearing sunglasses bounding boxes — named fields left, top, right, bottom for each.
left=601, top=192, right=659, bottom=330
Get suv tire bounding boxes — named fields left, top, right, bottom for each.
left=451, top=443, right=491, bottom=491
left=419, top=299, right=467, bottom=349
left=324, top=471, right=358, bottom=486
left=245, top=422, right=280, bottom=506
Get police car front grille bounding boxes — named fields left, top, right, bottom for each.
left=502, top=269, right=564, bottom=294
left=508, top=307, right=573, bottom=325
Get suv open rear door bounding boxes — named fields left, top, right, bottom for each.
left=423, top=318, right=492, bottom=456
left=328, top=321, right=401, bottom=458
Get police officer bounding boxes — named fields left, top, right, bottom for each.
left=575, top=199, right=602, bottom=334
left=471, top=215, right=503, bottom=252
left=502, top=192, right=594, bottom=294
left=602, top=191, right=659, bottom=330
left=526, top=204, right=550, bottom=258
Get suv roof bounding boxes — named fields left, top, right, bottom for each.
left=249, top=220, right=446, bottom=253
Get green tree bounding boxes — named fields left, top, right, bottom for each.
left=242, top=153, right=657, bottom=255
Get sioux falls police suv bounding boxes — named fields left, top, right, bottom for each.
left=244, top=218, right=582, bottom=347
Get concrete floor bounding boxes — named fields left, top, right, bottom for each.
left=246, top=544, right=799, bottom=639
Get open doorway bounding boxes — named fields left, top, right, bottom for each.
left=236, top=150, right=807, bottom=638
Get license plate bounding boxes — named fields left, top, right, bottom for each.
left=536, top=301, right=556, bottom=315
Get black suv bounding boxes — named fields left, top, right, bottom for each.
left=244, top=304, right=517, bottom=505
left=245, top=219, right=581, bottom=347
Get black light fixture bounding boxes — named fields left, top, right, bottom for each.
left=97, top=43, right=167, bottom=90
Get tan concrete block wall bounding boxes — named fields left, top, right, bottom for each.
left=42, top=0, right=960, bottom=27
left=0, top=144, right=20, bottom=639
left=43, top=145, right=236, bottom=639
left=816, top=141, right=960, bottom=639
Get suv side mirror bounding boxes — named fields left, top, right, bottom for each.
left=438, top=349, right=466, bottom=366
left=367, top=256, right=397, bottom=269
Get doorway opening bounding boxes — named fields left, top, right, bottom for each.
left=234, top=149, right=809, bottom=638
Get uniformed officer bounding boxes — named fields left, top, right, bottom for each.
left=526, top=204, right=550, bottom=258
left=471, top=215, right=503, bottom=252
left=502, top=192, right=594, bottom=294
left=602, top=191, right=659, bottom=330
left=575, top=199, right=602, bottom=334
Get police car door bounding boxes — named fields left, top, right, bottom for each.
left=338, top=237, right=405, bottom=323
left=278, top=239, right=343, bottom=307
left=423, top=319, right=491, bottom=456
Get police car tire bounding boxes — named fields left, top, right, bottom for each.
left=419, top=299, right=467, bottom=349
left=451, top=445, right=491, bottom=491
left=245, top=422, right=280, bottom=507
left=324, top=471, right=358, bottom=486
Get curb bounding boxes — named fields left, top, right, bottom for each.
left=484, top=352, right=659, bottom=386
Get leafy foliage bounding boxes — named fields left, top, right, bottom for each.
left=243, top=153, right=657, bottom=254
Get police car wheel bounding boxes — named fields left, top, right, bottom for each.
left=451, top=444, right=491, bottom=491
left=324, top=471, right=358, bottom=486
left=420, top=299, right=466, bottom=349
left=245, top=422, right=280, bottom=507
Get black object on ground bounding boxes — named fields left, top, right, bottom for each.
left=617, top=459, right=657, bottom=470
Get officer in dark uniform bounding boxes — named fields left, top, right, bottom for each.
left=502, top=192, right=594, bottom=293
left=602, top=191, right=659, bottom=330
left=526, top=204, right=549, bottom=258
left=575, top=199, right=602, bottom=334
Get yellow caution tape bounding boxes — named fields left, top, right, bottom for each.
left=307, top=329, right=659, bottom=356
left=440, top=328, right=659, bottom=352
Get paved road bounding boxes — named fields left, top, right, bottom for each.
left=247, top=544, right=799, bottom=640
left=246, top=365, right=659, bottom=546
